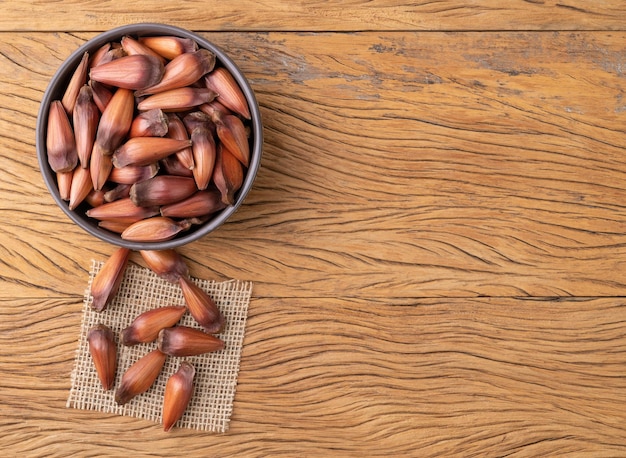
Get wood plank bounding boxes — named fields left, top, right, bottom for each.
left=1, top=31, right=626, bottom=299
left=0, top=1, right=625, bottom=32
left=1, top=296, right=625, bottom=455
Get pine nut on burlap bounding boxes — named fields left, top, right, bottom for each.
left=67, top=260, right=252, bottom=432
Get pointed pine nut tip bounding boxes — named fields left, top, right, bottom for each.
left=56, top=171, right=73, bottom=201
left=89, top=143, right=113, bottom=191
left=162, top=361, right=196, bottom=432
left=90, top=247, right=131, bottom=312
left=68, top=165, right=93, bottom=210
left=87, top=324, right=117, bottom=391
left=98, top=220, right=131, bottom=234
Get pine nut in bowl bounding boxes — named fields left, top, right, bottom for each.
left=36, top=23, right=262, bottom=251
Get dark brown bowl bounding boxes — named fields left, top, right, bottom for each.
left=36, top=23, right=262, bottom=250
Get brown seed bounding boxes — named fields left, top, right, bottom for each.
left=103, top=183, right=132, bottom=202
left=90, top=80, right=114, bottom=112
left=87, top=324, right=117, bottom=391
left=213, top=144, right=244, bottom=206
left=160, top=154, right=194, bottom=177
left=73, top=85, right=99, bottom=168
left=95, top=88, right=135, bottom=155
left=121, top=216, right=191, bottom=242
left=98, top=220, right=131, bottom=234
left=112, top=137, right=192, bottom=168
left=89, top=43, right=112, bottom=68
left=85, top=188, right=106, bottom=207
left=157, top=326, right=224, bottom=357
left=86, top=197, right=160, bottom=223
left=121, top=305, right=187, bottom=346
left=204, top=67, right=251, bottom=119
left=139, top=249, right=189, bottom=283
left=90, top=44, right=125, bottom=69
left=115, top=349, right=167, bottom=405
left=90, top=54, right=164, bottom=91
left=166, top=114, right=194, bottom=170
left=69, top=165, right=93, bottom=210
left=160, top=189, right=226, bottom=219
left=216, top=114, right=250, bottom=167
left=109, top=163, right=160, bottom=185
left=162, top=361, right=195, bottom=432
left=89, top=144, right=113, bottom=191
left=190, top=127, right=216, bottom=191
left=178, top=276, right=225, bottom=334
left=56, top=171, right=73, bottom=201
left=129, top=108, right=169, bottom=138
left=137, top=87, right=217, bottom=112
left=121, top=35, right=166, bottom=65
left=62, top=52, right=89, bottom=115
left=130, top=175, right=198, bottom=207
left=46, top=100, right=78, bottom=173
left=137, top=49, right=216, bottom=96
left=90, top=247, right=131, bottom=312
left=139, top=36, right=198, bottom=60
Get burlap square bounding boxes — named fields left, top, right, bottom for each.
left=67, top=260, right=252, bottom=432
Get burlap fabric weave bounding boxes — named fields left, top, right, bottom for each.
left=67, top=260, right=252, bottom=432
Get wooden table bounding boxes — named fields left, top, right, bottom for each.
left=1, top=2, right=625, bottom=456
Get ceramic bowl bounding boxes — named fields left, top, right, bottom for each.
left=36, top=23, right=262, bottom=250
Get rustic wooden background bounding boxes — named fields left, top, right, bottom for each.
left=1, top=2, right=625, bottom=456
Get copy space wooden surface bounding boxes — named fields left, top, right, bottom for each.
left=1, top=3, right=625, bottom=457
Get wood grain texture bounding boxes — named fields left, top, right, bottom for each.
left=0, top=1, right=625, bottom=32
left=1, top=32, right=625, bottom=299
left=1, top=8, right=626, bottom=456
left=1, top=297, right=625, bottom=456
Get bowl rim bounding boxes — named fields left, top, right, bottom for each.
left=36, top=23, right=263, bottom=250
